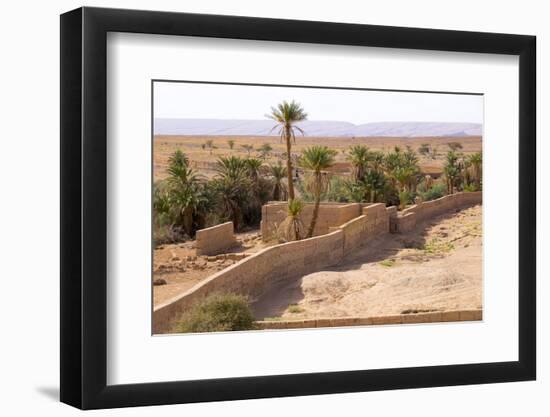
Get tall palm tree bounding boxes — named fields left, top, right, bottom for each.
left=268, top=161, right=288, bottom=201
left=347, top=144, right=371, bottom=182
left=267, top=100, right=308, bottom=200
left=299, top=146, right=337, bottom=238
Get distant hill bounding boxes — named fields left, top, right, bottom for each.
left=154, top=118, right=482, bottom=137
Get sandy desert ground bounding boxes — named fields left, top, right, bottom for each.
left=153, top=135, right=482, bottom=181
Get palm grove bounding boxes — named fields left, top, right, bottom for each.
left=154, top=100, right=482, bottom=245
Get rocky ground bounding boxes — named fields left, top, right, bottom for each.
left=153, top=230, right=270, bottom=306
left=251, top=205, right=483, bottom=321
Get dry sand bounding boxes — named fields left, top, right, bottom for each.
left=153, top=135, right=482, bottom=181
left=251, top=205, right=482, bottom=320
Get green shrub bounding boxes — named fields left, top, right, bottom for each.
left=418, top=183, right=447, bottom=202
left=463, top=183, right=478, bottom=192
left=175, top=293, right=256, bottom=333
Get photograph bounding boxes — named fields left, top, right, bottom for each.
left=152, top=81, right=484, bottom=334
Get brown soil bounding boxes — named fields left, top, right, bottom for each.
left=153, top=230, right=273, bottom=306
left=153, top=135, right=482, bottom=181
left=251, top=205, right=482, bottom=320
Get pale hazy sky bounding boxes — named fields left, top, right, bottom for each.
left=153, top=81, right=483, bottom=125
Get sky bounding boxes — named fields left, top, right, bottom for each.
left=153, top=81, right=483, bottom=125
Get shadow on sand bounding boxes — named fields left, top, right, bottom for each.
left=250, top=207, right=472, bottom=320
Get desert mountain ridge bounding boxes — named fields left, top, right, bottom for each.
left=154, top=118, right=482, bottom=137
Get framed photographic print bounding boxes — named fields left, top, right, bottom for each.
left=60, top=6, right=536, bottom=409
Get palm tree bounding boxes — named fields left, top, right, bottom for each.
left=392, top=166, right=415, bottom=209
left=444, top=151, right=460, bottom=194
left=280, top=198, right=305, bottom=241
left=244, top=158, right=264, bottom=183
left=468, top=152, right=482, bottom=189
left=363, top=169, right=386, bottom=203
left=267, top=100, right=308, bottom=200
left=268, top=161, right=288, bottom=201
left=241, top=144, right=253, bottom=156
left=165, top=150, right=202, bottom=235
left=257, top=143, right=273, bottom=160
left=299, top=146, right=337, bottom=238
left=347, top=145, right=371, bottom=182
left=215, top=156, right=247, bottom=179
left=213, top=156, right=251, bottom=230
left=205, top=139, right=214, bottom=155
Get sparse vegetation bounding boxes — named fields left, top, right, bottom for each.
left=379, top=259, right=396, bottom=267
left=287, top=304, right=305, bottom=314
left=422, top=238, right=455, bottom=254
left=175, top=293, right=256, bottom=333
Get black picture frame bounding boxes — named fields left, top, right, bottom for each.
left=60, top=6, right=536, bottom=410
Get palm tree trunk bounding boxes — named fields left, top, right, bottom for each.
left=307, top=196, right=320, bottom=238
left=285, top=131, right=294, bottom=200
left=307, top=174, right=321, bottom=238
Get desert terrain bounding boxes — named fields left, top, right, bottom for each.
left=153, top=135, right=482, bottom=181
left=154, top=204, right=482, bottom=320
left=251, top=205, right=482, bottom=320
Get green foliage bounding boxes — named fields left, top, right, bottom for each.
left=463, top=183, right=478, bottom=192
left=227, top=139, right=235, bottom=150
left=175, top=293, right=256, bottom=333
left=422, top=238, right=455, bottom=254
left=241, top=144, right=254, bottom=155
left=277, top=198, right=305, bottom=241
left=379, top=259, right=396, bottom=267
left=398, top=190, right=412, bottom=210
left=268, top=161, right=288, bottom=201
left=447, top=142, right=463, bottom=151
left=347, top=144, right=371, bottom=182
left=152, top=150, right=215, bottom=245
left=257, top=143, right=273, bottom=160
left=418, top=183, right=447, bottom=201
left=287, top=304, right=305, bottom=314
left=299, top=146, right=337, bottom=237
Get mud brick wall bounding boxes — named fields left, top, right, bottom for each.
left=154, top=229, right=345, bottom=333
left=195, top=221, right=237, bottom=255
left=394, top=191, right=482, bottom=233
left=330, top=203, right=392, bottom=252
left=261, top=202, right=362, bottom=240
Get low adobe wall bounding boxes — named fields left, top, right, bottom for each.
left=256, top=309, right=482, bottom=329
left=195, top=221, right=237, bottom=255
left=154, top=229, right=344, bottom=333
left=391, top=191, right=482, bottom=233
left=260, top=202, right=363, bottom=240
left=329, top=203, right=393, bottom=252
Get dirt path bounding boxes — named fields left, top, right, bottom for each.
left=251, top=205, right=482, bottom=320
